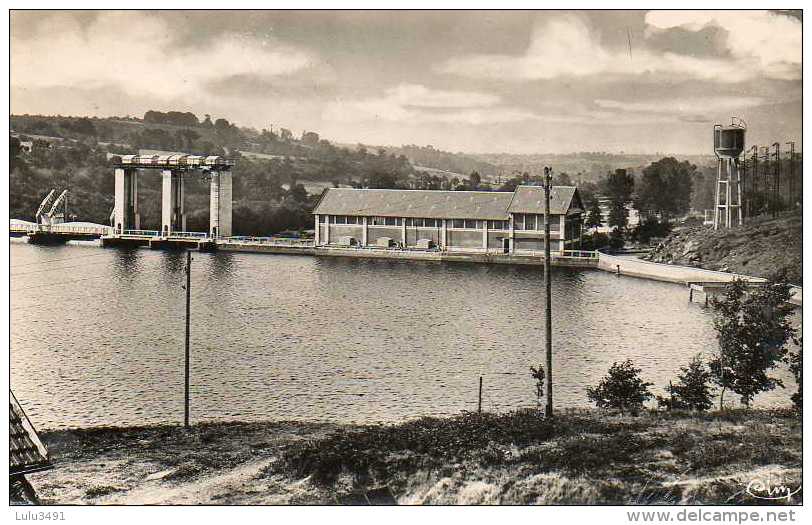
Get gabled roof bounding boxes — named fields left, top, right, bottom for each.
left=313, top=188, right=514, bottom=220
left=313, top=186, right=581, bottom=220
left=10, top=391, right=51, bottom=476
left=507, top=186, right=581, bottom=215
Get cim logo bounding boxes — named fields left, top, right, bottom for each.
left=746, top=474, right=801, bottom=502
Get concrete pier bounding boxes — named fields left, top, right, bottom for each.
left=161, top=170, right=186, bottom=235
left=113, top=168, right=140, bottom=233
left=209, top=171, right=233, bottom=238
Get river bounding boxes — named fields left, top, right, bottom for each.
left=10, top=240, right=797, bottom=429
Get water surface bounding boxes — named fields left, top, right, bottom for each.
left=10, top=240, right=796, bottom=429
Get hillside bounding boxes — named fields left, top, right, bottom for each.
left=27, top=409, right=800, bottom=505
left=644, top=213, right=802, bottom=285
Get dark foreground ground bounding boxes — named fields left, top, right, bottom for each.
left=28, top=409, right=801, bottom=505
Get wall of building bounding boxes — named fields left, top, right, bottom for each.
left=405, top=227, right=441, bottom=246
left=329, top=225, right=364, bottom=243
left=488, top=231, right=508, bottom=251
left=447, top=229, right=483, bottom=250
left=367, top=226, right=403, bottom=245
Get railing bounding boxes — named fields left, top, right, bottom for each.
left=562, top=250, right=599, bottom=259
left=11, top=224, right=112, bottom=235
left=168, top=231, right=209, bottom=239
left=122, top=229, right=160, bottom=237
left=220, top=236, right=314, bottom=247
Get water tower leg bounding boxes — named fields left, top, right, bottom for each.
left=713, top=161, right=721, bottom=230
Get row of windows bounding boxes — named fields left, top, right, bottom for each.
left=319, top=215, right=556, bottom=231
left=515, top=214, right=560, bottom=231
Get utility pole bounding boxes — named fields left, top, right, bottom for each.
left=786, top=142, right=795, bottom=208
left=184, top=250, right=192, bottom=428
left=543, top=166, right=553, bottom=418
left=772, top=143, right=781, bottom=217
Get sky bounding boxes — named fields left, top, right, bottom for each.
left=10, top=10, right=802, bottom=154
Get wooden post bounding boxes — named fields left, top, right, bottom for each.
left=689, top=287, right=693, bottom=303
left=616, top=264, right=621, bottom=276
left=184, top=250, right=192, bottom=428
left=543, top=167, right=553, bottom=418
left=478, top=376, right=483, bottom=414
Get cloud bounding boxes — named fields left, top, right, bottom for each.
left=594, top=96, right=766, bottom=114
left=11, top=12, right=315, bottom=99
left=323, top=83, right=541, bottom=124
left=645, top=11, right=801, bottom=80
left=438, top=12, right=800, bottom=83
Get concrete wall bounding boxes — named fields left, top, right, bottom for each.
left=447, top=229, right=483, bottom=249
left=405, top=227, right=441, bottom=246
left=488, top=231, right=508, bottom=251
left=367, top=226, right=403, bottom=245
left=597, top=252, right=767, bottom=284
left=328, top=225, right=364, bottom=242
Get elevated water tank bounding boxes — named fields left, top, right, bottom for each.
left=714, top=117, right=746, bottom=158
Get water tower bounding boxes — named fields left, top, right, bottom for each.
left=713, top=117, right=746, bottom=229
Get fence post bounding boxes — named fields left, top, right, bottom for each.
left=478, top=376, right=483, bottom=414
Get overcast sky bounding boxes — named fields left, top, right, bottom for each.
left=10, top=10, right=802, bottom=154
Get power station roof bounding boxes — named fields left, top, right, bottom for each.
left=9, top=390, right=51, bottom=476
left=313, top=186, right=580, bottom=219
left=508, top=186, right=583, bottom=215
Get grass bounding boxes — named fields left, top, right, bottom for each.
left=32, top=408, right=800, bottom=504
left=275, top=408, right=801, bottom=504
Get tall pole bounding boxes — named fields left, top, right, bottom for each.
left=786, top=142, right=795, bottom=208
left=543, top=166, right=553, bottom=418
left=184, top=250, right=192, bottom=428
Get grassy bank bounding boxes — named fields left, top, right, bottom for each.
left=29, top=409, right=801, bottom=505
left=645, top=212, right=802, bottom=285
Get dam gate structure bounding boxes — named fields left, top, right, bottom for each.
left=112, top=154, right=234, bottom=240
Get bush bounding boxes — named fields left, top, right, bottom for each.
left=786, top=339, right=802, bottom=410
left=657, top=355, right=715, bottom=411
left=708, top=277, right=797, bottom=408
left=587, top=360, right=653, bottom=412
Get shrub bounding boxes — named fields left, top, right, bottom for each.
left=786, top=338, right=802, bottom=410
left=530, top=364, right=545, bottom=410
left=658, top=355, right=715, bottom=411
left=587, top=360, right=653, bottom=412
left=708, top=277, right=797, bottom=408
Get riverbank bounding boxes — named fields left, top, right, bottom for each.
left=644, top=213, right=802, bottom=286
left=27, top=409, right=800, bottom=505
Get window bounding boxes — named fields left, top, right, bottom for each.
left=488, top=220, right=507, bottom=230
left=463, top=219, right=480, bottom=229
left=384, top=217, right=401, bottom=226
left=333, top=215, right=347, bottom=225
left=318, top=215, right=326, bottom=223
left=525, top=214, right=536, bottom=231
left=424, top=218, right=438, bottom=228
left=372, top=216, right=386, bottom=226
left=452, top=219, right=465, bottom=229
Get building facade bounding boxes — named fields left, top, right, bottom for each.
left=312, top=186, right=584, bottom=255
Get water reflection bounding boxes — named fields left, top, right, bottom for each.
left=10, top=242, right=798, bottom=430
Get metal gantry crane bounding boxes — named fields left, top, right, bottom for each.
left=36, top=189, right=68, bottom=226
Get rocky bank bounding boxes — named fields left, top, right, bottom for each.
left=644, top=212, right=802, bottom=285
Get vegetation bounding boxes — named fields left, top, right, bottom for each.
left=530, top=364, right=545, bottom=411
left=629, top=216, right=672, bottom=245
left=786, top=339, right=802, bottom=410
left=658, top=355, right=715, bottom=412
left=584, top=199, right=602, bottom=232
left=636, top=157, right=695, bottom=220
left=709, top=277, right=798, bottom=409
left=586, top=360, right=654, bottom=413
